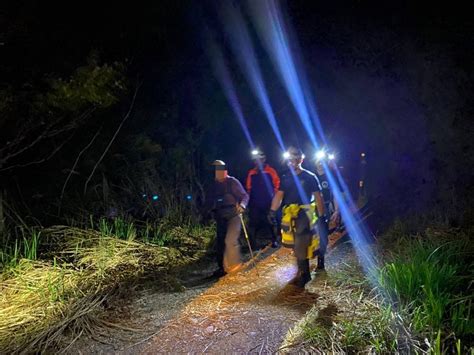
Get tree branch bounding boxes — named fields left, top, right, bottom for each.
left=0, top=133, right=75, bottom=172
left=83, top=84, right=140, bottom=195
left=57, top=127, right=103, bottom=215
left=0, top=107, right=96, bottom=166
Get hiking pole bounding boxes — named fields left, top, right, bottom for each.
left=239, top=213, right=259, bottom=276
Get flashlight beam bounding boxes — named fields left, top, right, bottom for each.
left=221, top=2, right=286, bottom=151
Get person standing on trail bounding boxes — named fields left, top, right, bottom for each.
left=204, top=160, right=249, bottom=278
left=313, top=151, right=342, bottom=270
left=245, top=149, right=280, bottom=250
left=267, top=147, right=327, bottom=288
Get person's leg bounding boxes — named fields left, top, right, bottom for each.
left=215, top=218, right=227, bottom=274
left=223, top=215, right=243, bottom=272
left=292, top=210, right=312, bottom=287
left=317, top=217, right=329, bottom=269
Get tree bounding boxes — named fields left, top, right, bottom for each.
left=0, top=56, right=125, bottom=234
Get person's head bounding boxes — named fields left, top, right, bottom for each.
left=251, top=149, right=266, bottom=169
left=286, top=146, right=304, bottom=170
left=211, top=160, right=228, bottom=181
left=315, top=150, right=336, bottom=175
left=315, top=160, right=325, bottom=175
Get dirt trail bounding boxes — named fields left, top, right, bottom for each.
left=140, top=234, right=347, bottom=354
left=70, top=233, right=349, bottom=354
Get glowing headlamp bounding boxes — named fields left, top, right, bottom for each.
left=316, top=150, right=326, bottom=160
left=328, top=153, right=335, bottom=160
left=282, top=151, right=290, bottom=159
left=251, top=149, right=259, bottom=156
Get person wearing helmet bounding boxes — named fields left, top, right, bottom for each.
left=245, top=149, right=281, bottom=249
left=268, top=147, right=326, bottom=288
left=204, top=160, right=249, bottom=278
left=314, top=152, right=341, bottom=270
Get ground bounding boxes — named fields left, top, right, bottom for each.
left=68, top=233, right=352, bottom=354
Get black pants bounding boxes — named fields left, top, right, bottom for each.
left=317, top=218, right=329, bottom=257
left=248, top=206, right=277, bottom=249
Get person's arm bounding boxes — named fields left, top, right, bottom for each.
left=313, top=191, right=326, bottom=218
left=231, top=178, right=249, bottom=209
left=245, top=170, right=253, bottom=193
left=266, top=166, right=281, bottom=192
left=270, top=190, right=284, bottom=212
left=268, top=190, right=284, bottom=225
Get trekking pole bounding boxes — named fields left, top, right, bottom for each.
left=239, top=213, right=259, bottom=276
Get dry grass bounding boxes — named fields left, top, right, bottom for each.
left=0, top=224, right=208, bottom=353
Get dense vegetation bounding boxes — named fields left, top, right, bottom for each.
left=296, top=211, right=473, bottom=353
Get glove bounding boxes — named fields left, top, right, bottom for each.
left=267, top=209, right=278, bottom=226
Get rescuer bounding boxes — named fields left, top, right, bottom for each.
left=313, top=150, right=342, bottom=270
left=268, top=147, right=326, bottom=288
left=245, top=149, right=281, bottom=249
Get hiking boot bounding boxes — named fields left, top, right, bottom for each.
left=317, top=255, right=325, bottom=270
left=290, top=259, right=311, bottom=288
left=212, top=268, right=227, bottom=278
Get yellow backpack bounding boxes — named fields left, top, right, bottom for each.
left=281, top=203, right=320, bottom=259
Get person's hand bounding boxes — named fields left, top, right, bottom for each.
left=329, top=211, right=341, bottom=228
left=236, top=203, right=246, bottom=214
left=267, top=209, right=277, bottom=225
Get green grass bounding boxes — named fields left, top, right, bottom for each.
left=377, top=222, right=473, bottom=353
left=293, top=218, right=473, bottom=354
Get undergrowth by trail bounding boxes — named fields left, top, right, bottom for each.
left=0, top=218, right=214, bottom=353
left=286, top=216, right=473, bottom=354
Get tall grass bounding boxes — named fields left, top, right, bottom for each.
left=0, top=228, right=41, bottom=269
left=378, top=223, right=473, bottom=352
left=0, top=216, right=215, bottom=352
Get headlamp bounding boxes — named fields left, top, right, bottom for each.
left=316, top=150, right=326, bottom=160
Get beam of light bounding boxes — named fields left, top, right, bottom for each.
left=220, top=2, right=285, bottom=151
left=207, top=37, right=255, bottom=149
left=248, top=0, right=320, bottom=148
left=323, top=162, right=378, bottom=279
left=248, top=0, right=379, bottom=284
